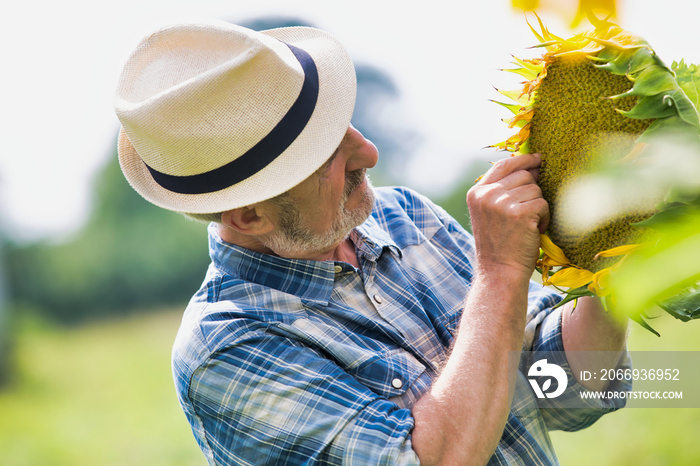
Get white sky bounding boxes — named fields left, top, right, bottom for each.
left=2, top=0, right=700, bottom=242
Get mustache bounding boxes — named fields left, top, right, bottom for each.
left=343, top=169, right=367, bottom=199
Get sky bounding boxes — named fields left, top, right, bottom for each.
left=3, top=0, right=700, bottom=243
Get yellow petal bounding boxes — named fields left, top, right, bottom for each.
left=544, top=267, right=594, bottom=289
left=593, top=243, right=643, bottom=260
left=540, top=234, right=570, bottom=266
left=505, top=108, right=535, bottom=128
left=541, top=256, right=568, bottom=267
left=588, top=267, right=613, bottom=296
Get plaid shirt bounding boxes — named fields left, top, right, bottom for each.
left=172, top=187, right=630, bottom=465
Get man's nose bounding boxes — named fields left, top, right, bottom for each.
left=345, top=126, right=378, bottom=172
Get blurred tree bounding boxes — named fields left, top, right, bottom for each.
left=0, top=239, right=9, bottom=385
left=5, top=154, right=211, bottom=323
left=352, top=63, right=422, bottom=186
left=5, top=15, right=422, bottom=324
left=435, top=156, right=493, bottom=234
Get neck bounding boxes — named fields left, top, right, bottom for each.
left=217, top=224, right=359, bottom=268
left=313, top=237, right=359, bottom=267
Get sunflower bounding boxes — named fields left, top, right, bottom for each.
left=491, top=14, right=700, bottom=311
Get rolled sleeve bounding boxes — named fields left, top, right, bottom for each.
left=527, top=306, right=633, bottom=432
left=185, top=333, right=420, bottom=465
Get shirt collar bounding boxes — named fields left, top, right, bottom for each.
left=353, top=215, right=402, bottom=261
left=207, top=215, right=400, bottom=304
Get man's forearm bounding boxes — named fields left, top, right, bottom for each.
left=562, top=297, right=628, bottom=391
left=412, top=152, right=549, bottom=464
left=410, top=269, right=530, bottom=465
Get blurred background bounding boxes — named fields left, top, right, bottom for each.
left=2, top=0, right=700, bottom=464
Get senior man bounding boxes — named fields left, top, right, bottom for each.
left=114, top=20, right=631, bottom=465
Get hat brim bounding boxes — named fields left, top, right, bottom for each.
left=117, top=25, right=356, bottom=214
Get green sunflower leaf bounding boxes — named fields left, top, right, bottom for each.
left=611, top=215, right=700, bottom=322
left=633, top=203, right=700, bottom=231
left=638, top=115, right=698, bottom=142
left=657, top=286, right=700, bottom=322
left=673, top=60, right=700, bottom=113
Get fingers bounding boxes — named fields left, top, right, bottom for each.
left=495, top=168, right=537, bottom=191
left=518, top=191, right=550, bottom=233
left=472, top=184, right=549, bottom=230
left=466, top=152, right=550, bottom=274
left=478, top=153, right=541, bottom=185
left=527, top=167, right=540, bottom=184
left=506, top=183, right=544, bottom=205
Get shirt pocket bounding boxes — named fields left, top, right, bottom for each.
left=351, top=347, right=427, bottom=398
left=272, top=317, right=427, bottom=399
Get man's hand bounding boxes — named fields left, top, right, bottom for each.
left=467, top=153, right=549, bottom=277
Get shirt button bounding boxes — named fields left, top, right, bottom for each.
left=373, top=294, right=383, bottom=304
left=334, top=265, right=343, bottom=274
left=391, top=378, right=403, bottom=389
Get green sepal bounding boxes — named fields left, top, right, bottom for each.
left=595, top=46, right=658, bottom=77
left=552, top=285, right=596, bottom=310
left=510, top=55, right=543, bottom=75
left=494, top=87, right=530, bottom=106
left=526, top=15, right=547, bottom=43
left=489, top=99, right=522, bottom=115
left=588, top=37, right=639, bottom=51
left=595, top=60, right=629, bottom=75
left=595, top=46, right=624, bottom=65
left=662, top=91, right=700, bottom=129
left=628, top=312, right=661, bottom=336
left=502, top=66, right=538, bottom=81
left=618, top=89, right=699, bottom=132
left=617, top=93, right=677, bottom=120
left=503, top=116, right=529, bottom=128
left=529, top=40, right=561, bottom=50
left=662, top=188, right=700, bottom=208
left=518, top=139, right=530, bottom=155
left=634, top=203, right=700, bottom=231
left=613, top=65, right=678, bottom=98
left=525, top=13, right=564, bottom=50
left=626, top=48, right=665, bottom=75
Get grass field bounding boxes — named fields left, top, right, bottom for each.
left=1, top=307, right=699, bottom=465
left=0, top=309, right=206, bottom=466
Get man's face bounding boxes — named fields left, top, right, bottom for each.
left=260, top=125, right=379, bottom=258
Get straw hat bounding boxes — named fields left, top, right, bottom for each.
left=114, top=20, right=356, bottom=214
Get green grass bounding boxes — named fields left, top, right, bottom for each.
left=1, top=307, right=699, bottom=465
left=0, top=309, right=206, bottom=466
left=551, top=312, right=700, bottom=465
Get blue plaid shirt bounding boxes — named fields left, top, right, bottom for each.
left=172, top=187, right=630, bottom=465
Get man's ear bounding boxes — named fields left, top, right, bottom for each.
left=221, top=204, right=275, bottom=236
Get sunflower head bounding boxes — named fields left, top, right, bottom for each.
left=491, top=14, right=700, bottom=328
